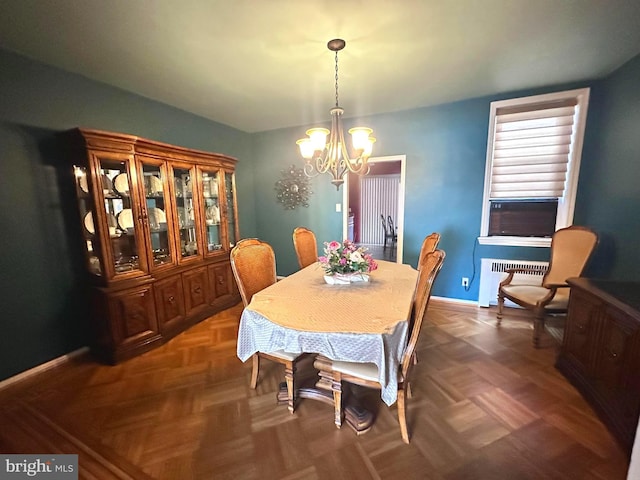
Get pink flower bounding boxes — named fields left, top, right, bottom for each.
left=320, top=239, right=375, bottom=275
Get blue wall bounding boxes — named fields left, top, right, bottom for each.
left=253, top=54, right=639, bottom=296
left=576, top=56, right=640, bottom=280
left=250, top=75, right=638, bottom=300
left=1, top=46, right=638, bottom=382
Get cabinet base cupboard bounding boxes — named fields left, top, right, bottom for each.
left=556, top=278, right=640, bottom=457
left=67, top=129, right=241, bottom=363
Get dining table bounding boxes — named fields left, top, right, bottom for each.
left=236, top=259, right=418, bottom=432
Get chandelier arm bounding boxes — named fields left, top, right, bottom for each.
left=346, top=151, right=369, bottom=175
left=303, top=162, right=319, bottom=177
left=337, top=118, right=351, bottom=179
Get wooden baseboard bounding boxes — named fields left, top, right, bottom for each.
left=431, top=296, right=479, bottom=307
left=0, top=347, right=89, bottom=391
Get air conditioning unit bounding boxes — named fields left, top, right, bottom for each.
left=478, top=258, right=549, bottom=307
left=489, top=199, right=557, bottom=237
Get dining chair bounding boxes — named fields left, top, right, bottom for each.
left=381, top=214, right=397, bottom=251
left=418, top=232, right=441, bottom=269
left=329, top=249, right=446, bottom=443
left=230, top=238, right=303, bottom=413
left=497, top=225, right=599, bottom=347
left=292, top=226, right=318, bottom=269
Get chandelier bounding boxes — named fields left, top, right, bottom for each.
left=296, top=39, right=375, bottom=190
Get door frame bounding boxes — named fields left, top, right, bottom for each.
left=342, top=154, right=407, bottom=264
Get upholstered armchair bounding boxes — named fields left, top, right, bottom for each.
left=497, top=226, right=598, bottom=347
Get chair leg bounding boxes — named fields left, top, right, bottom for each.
left=496, top=290, right=504, bottom=325
left=284, top=361, right=295, bottom=414
left=331, top=374, right=343, bottom=428
left=398, top=385, right=409, bottom=443
left=250, top=354, right=260, bottom=389
left=533, top=310, right=546, bottom=348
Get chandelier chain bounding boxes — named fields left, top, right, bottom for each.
left=334, top=50, right=339, bottom=108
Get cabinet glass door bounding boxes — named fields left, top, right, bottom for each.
left=97, top=156, right=146, bottom=277
left=224, top=171, right=239, bottom=249
left=74, top=165, right=103, bottom=275
left=201, top=169, right=223, bottom=254
left=173, top=166, right=199, bottom=260
left=140, top=161, right=174, bottom=269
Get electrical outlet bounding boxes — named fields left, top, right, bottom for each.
left=461, top=277, right=469, bottom=288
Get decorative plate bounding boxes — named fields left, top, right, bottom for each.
left=78, top=175, right=89, bottom=193
left=117, top=208, right=134, bottom=231
left=113, top=173, right=129, bottom=196
left=148, top=207, right=167, bottom=229
left=83, top=211, right=95, bottom=234
left=84, top=211, right=117, bottom=235
left=147, top=175, right=163, bottom=196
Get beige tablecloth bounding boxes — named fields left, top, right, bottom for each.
left=236, top=260, right=418, bottom=405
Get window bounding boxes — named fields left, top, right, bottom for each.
left=478, top=88, right=590, bottom=247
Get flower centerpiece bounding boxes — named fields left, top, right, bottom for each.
left=318, top=239, right=378, bottom=284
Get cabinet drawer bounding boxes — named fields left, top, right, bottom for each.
left=155, top=275, right=186, bottom=333
left=108, top=284, right=159, bottom=348
left=182, top=266, right=210, bottom=315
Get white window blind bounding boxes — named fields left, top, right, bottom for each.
left=479, top=88, right=590, bottom=247
left=489, top=98, right=578, bottom=199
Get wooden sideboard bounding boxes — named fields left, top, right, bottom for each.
left=556, top=277, right=640, bottom=456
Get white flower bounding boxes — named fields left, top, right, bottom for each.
left=350, top=250, right=363, bottom=263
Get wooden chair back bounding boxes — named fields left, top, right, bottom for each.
left=401, top=249, right=445, bottom=379
left=418, top=233, right=441, bottom=269
left=230, top=238, right=277, bottom=307
left=292, top=227, right=318, bottom=269
left=543, top=225, right=598, bottom=288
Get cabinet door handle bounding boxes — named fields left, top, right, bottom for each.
left=577, top=324, right=586, bottom=332
left=607, top=348, right=619, bottom=359
left=193, top=286, right=201, bottom=294
left=217, top=276, right=224, bottom=285
left=168, top=295, right=175, bottom=304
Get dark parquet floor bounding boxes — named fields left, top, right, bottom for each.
left=0, top=301, right=630, bottom=479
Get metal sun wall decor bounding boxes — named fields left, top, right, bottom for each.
left=275, top=165, right=312, bottom=210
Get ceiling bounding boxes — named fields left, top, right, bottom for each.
left=1, top=0, right=640, bottom=133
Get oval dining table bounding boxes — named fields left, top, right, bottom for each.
left=236, top=260, right=418, bottom=433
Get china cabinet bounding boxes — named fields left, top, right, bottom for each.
left=68, top=129, right=240, bottom=363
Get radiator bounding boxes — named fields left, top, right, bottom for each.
left=478, top=258, right=549, bottom=307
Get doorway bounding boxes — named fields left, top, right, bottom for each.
left=342, top=155, right=406, bottom=263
